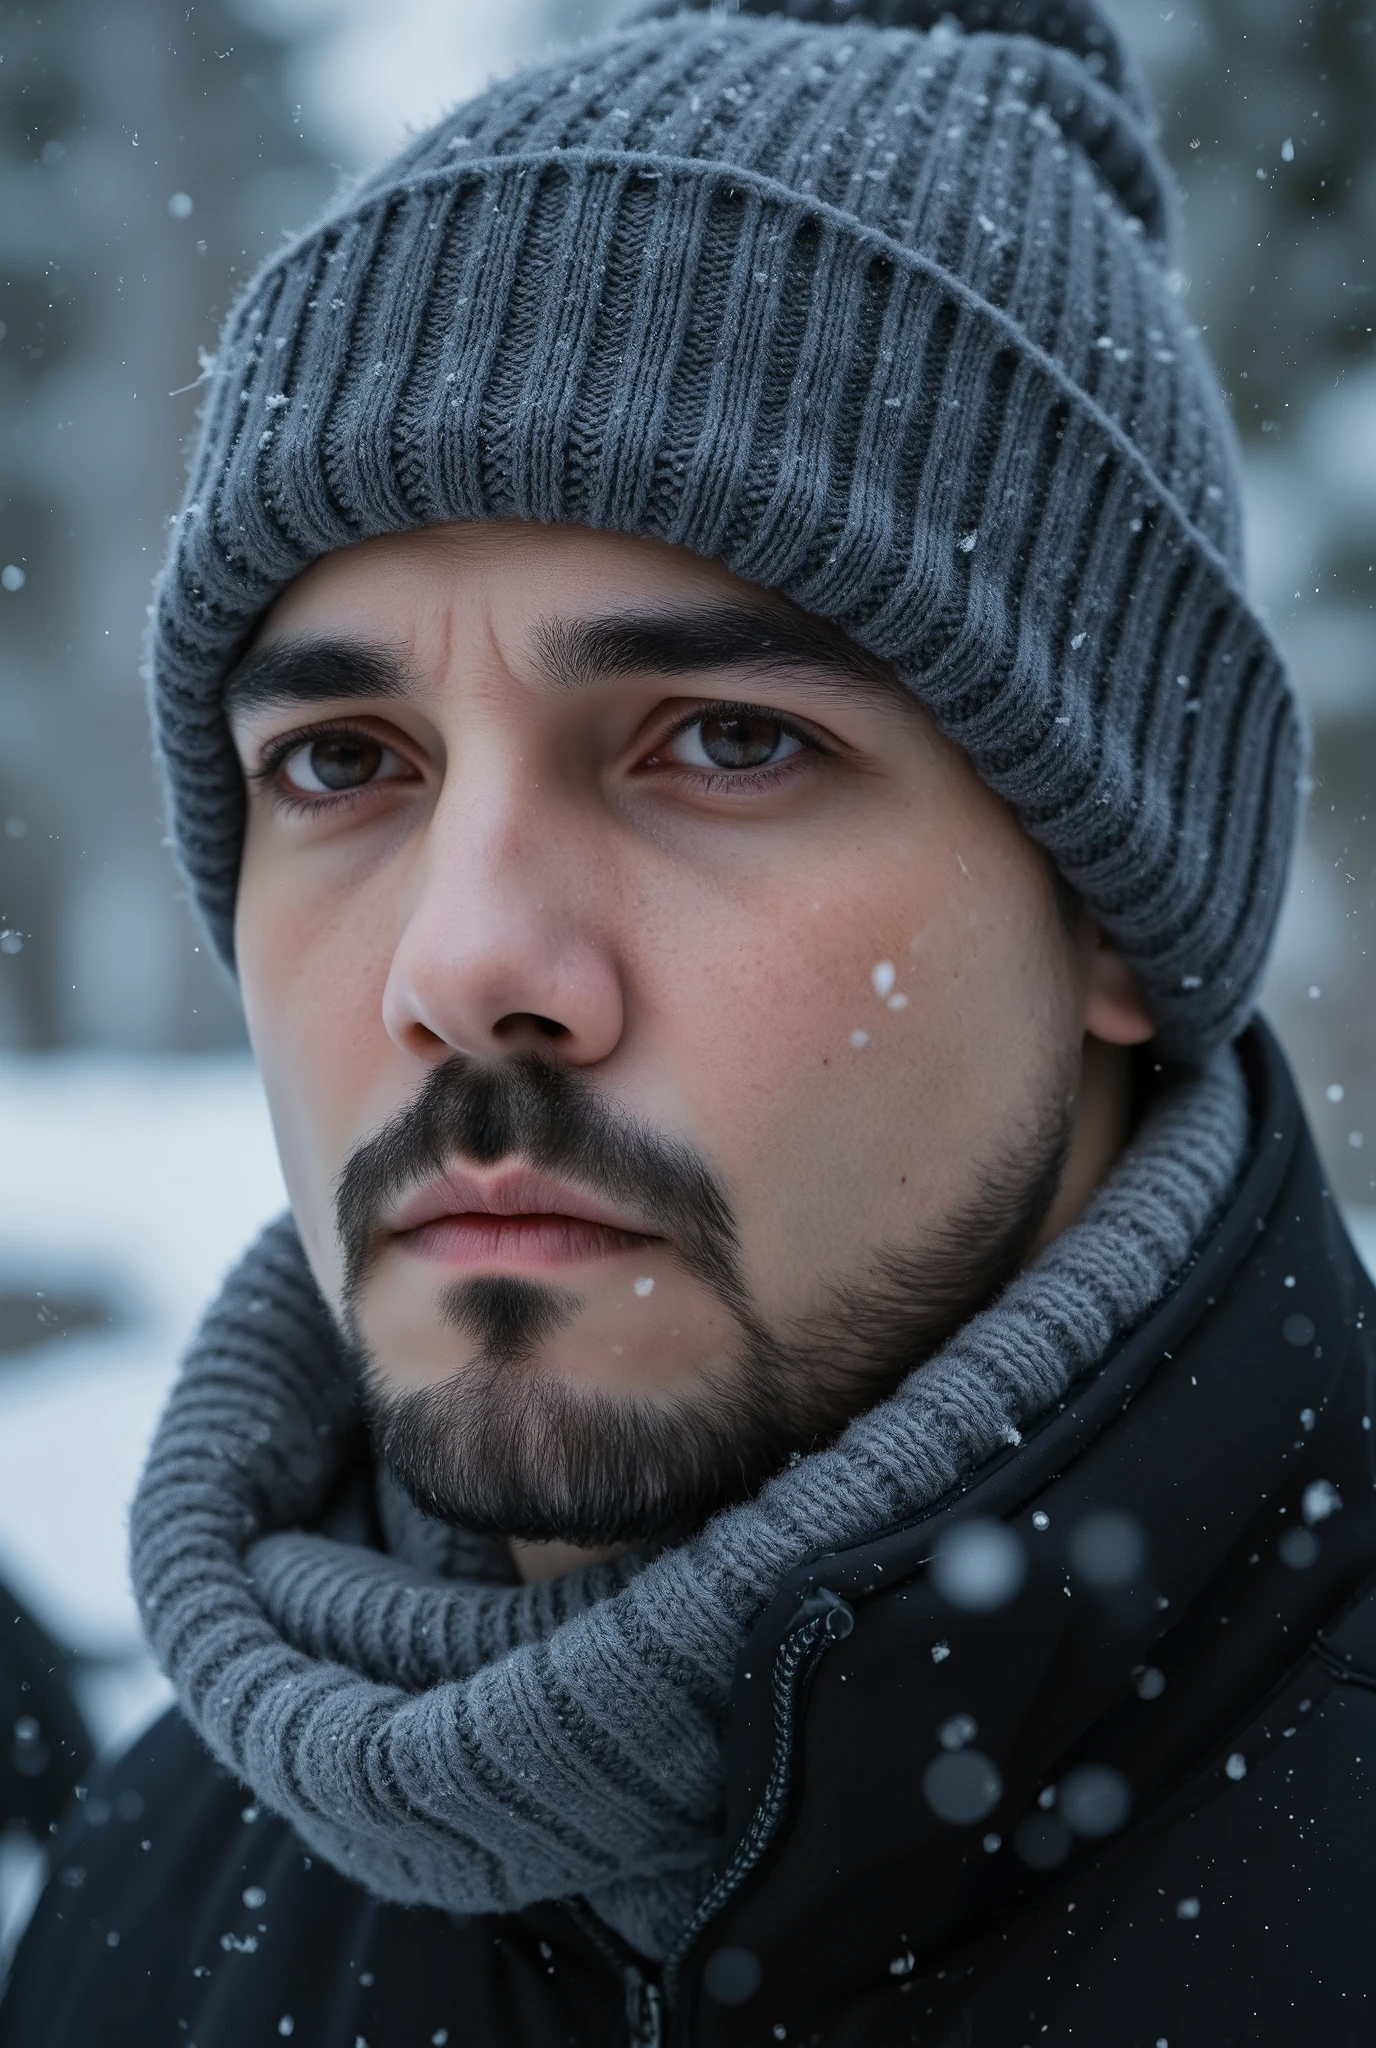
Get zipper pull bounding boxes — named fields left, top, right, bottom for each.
left=788, top=1585, right=855, bottom=1639
left=626, top=1966, right=663, bottom=2048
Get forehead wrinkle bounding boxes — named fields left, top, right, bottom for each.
left=532, top=603, right=901, bottom=704
left=223, top=637, right=412, bottom=719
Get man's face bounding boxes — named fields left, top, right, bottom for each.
left=232, top=523, right=1147, bottom=1548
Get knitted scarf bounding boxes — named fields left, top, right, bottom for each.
left=130, top=1050, right=1249, bottom=1962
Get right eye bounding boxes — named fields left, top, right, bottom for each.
left=279, top=731, right=405, bottom=795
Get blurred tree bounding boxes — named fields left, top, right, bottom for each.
left=0, top=0, right=336, bottom=1049
left=1147, top=0, right=1375, bottom=429
left=1108, top=0, right=1376, bottom=1203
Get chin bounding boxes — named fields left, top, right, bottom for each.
left=357, top=1266, right=737, bottom=1403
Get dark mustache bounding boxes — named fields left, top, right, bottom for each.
left=335, top=1053, right=749, bottom=1314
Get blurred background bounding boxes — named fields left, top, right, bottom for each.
left=1, top=0, right=1374, bottom=1965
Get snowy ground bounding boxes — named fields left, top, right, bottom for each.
left=0, top=1056, right=286, bottom=1715
left=0, top=1055, right=286, bottom=1966
left=0, top=1053, right=1374, bottom=1963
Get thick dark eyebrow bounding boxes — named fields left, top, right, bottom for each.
left=223, top=639, right=409, bottom=719
left=222, top=602, right=900, bottom=722
left=534, top=603, right=900, bottom=699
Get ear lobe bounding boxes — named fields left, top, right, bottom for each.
left=1083, top=928, right=1156, bottom=1046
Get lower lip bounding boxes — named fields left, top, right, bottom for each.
left=398, top=1214, right=657, bottom=1272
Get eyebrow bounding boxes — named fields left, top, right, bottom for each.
left=533, top=603, right=898, bottom=697
left=223, top=601, right=900, bottom=719
left=224, top=639, right=408, bottom=718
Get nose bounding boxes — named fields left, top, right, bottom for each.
left=381, top=773, right=626, bottom=1070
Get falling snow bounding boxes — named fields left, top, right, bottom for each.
left=932, top=1520, right=1026, bottom=1611
left=1302, top=1479, right=1341, bottom=1525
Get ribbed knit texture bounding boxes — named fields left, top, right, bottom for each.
left=148, top=0, right=1303, bottom=1059
left=130, top=1047, right=1250, bottom=1961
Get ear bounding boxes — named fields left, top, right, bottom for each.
left=1082, top=924, right=1156, bottom=1046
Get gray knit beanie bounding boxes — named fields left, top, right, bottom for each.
left=150, top=0, right=1303, bottom=1058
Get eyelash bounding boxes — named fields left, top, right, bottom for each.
left=651, top=702, right=828, bottom=790
left=250, top=719, right=404, bottom=813
left=250, top=702, right=830, bottom=812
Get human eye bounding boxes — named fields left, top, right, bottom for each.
left=654, top=703, right=814, bottom=780
left=257, top=724, right=415, bottom=805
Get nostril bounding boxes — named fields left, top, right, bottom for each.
left=492, top=1012, right=568, bottom=1042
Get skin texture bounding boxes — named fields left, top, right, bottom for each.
left=230, top=522, right=1154, bottom=1582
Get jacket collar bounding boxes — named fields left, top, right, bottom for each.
left=709, top=1020, right=1376, bottom=1988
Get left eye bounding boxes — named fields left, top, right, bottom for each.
left=665, top=710, right=804, bottom=772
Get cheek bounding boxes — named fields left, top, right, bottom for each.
left=236, top=834, right=398, bottom=1304
left=640, top=834, right=1073, bottom=1308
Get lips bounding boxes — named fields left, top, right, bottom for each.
left=387, top=1166, right=660, bottom=1273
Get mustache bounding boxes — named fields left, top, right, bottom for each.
left=335, top=1052, right=749, bottom=1315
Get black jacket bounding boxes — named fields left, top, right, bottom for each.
left=0, top=1586, right=92, bottom=1843
left=5, top=1022, right=1375, bottom=2048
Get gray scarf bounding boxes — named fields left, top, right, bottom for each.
left=130, top=1050, right=1249, bottom=1961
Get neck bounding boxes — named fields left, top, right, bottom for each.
left=510, top=1536, right=627, bottom=1584
left=1025, top=1033, right=1136, bottom=1262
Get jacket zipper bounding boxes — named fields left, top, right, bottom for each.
left=563, top=1586, right=853, bottom=2048
left=625, top=1966, right=664, bottom=2047
left=557, top=1897, right=664, bottom=2048
left=657, top=1586, right=855, bottom=2022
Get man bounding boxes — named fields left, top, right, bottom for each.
left=4, top=1, right=1374, bottom=2043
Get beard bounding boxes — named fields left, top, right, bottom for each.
left=338, top=1052, right=1073, bottom=1549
